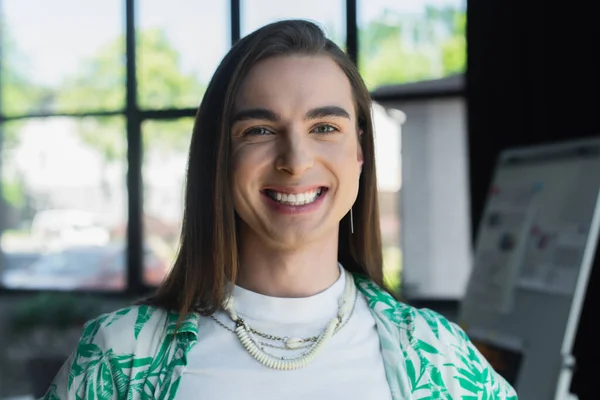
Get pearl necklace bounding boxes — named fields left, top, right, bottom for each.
left=221, top=271, right=357, bottom=370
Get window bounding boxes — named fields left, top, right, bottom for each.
left=136, top=0, right=229, bottom=110
left=0, top=117, right=127, bottom=290
left=1, top=0, right=124, bottom=115
left=358, top=0, right=466, bottom=90
left=241, top=0, right=346, bottom=47
left=141, top=118, right=194, bottom=285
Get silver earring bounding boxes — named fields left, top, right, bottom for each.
left=350, top=207, right=354, bottom=234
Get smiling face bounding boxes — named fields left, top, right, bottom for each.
left=230, top=55, right=363, bottom=251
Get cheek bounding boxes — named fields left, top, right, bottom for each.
left=230, top=145, right=271, bottom=190
left=326, top=145, right=361, bottom=187
left=230, top=148, right=251, bottom=199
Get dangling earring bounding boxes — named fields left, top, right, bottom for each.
left=351, top=165, right=360, bottom=235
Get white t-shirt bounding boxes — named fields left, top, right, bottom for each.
left=176, top=266, right=393, bottom=399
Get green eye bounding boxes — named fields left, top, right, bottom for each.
left=313, top=125, right=336, bottom=134
left=245, top=127, right=273, bottom=136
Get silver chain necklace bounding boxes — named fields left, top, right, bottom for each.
left=210, top=287, right=358, bottom=351
left=210, top=272, right=358, bottom=370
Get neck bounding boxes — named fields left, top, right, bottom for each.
left=236, top=231, right=340, bottom=298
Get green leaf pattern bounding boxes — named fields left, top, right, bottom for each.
left=354, top=274, right=518, bottom=399
left=134, top=306, right=155, bottom=340
left=43, top=274, right=517, bottom=399
left=43, top=306, right=198, bottom=399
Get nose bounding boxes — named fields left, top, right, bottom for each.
left=275, top=129, right=314, bottom=176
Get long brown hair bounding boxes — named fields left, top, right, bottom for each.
left=144, top=19, right=386, bottom=319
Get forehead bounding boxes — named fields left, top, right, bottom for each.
left=235, top=55, right=355, bottom=116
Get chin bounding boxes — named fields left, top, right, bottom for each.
left=269, top=232, right=315, bottom=251
left=267, top=225, right=336, bottom=251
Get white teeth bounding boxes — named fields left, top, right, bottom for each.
left=267, top=188, right=323, bottom=206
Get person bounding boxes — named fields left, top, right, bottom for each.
left=44, top=19, right=517, bottom=399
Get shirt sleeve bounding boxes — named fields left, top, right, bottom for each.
left=41, top=315, right=115, bottom=400
left=416, top=308, right=519, bottom=399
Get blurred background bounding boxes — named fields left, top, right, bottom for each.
left=0, top=0, right=469, bottom=294
left=0, top=0, right=598, bottom=399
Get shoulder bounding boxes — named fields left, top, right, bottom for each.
left=75, top=304, right=188, bottom=354
left=354, top=274, right=517, bottom=398
left=80, top=305, right=169, bottom=348
left=45, top=305, right=197, bottom=398
left=409, top=308, right=517, bottom=398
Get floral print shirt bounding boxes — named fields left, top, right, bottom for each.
left=44, top=275, right=518, bottom=399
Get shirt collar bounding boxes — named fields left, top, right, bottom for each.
left=166, top=273, right=391, bottom=340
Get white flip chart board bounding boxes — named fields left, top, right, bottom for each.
left=458, top=137, right=600, bottom=400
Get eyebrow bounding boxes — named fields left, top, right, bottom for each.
left=231, top=108, right=281, bottom=124
left=231, top=106, right=351, bottom=124
left=305, top=106, right=351, bottom=120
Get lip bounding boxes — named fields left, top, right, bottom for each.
left=261, top=185, right=326, bottom=195
left=261, top=187, right=328, bottom=215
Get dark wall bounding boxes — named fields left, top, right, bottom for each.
left=466, top=1, right=599, bottom=398
left=466, top=1, right=600, bottom=233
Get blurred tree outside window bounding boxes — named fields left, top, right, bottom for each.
left=0, top=3, right=208, bottom=288
left=241, top=0, right=346, bottom=49
left=0, top=0, right=124, bottom=116
left=359, top=1, right=466, bottom=90
left=54, top=30, right=202, bottom=284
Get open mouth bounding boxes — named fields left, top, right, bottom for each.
left=263, top=187, right=327, bottom=206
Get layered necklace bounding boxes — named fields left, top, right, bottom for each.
left=210, top=270, right=358, bottom=370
